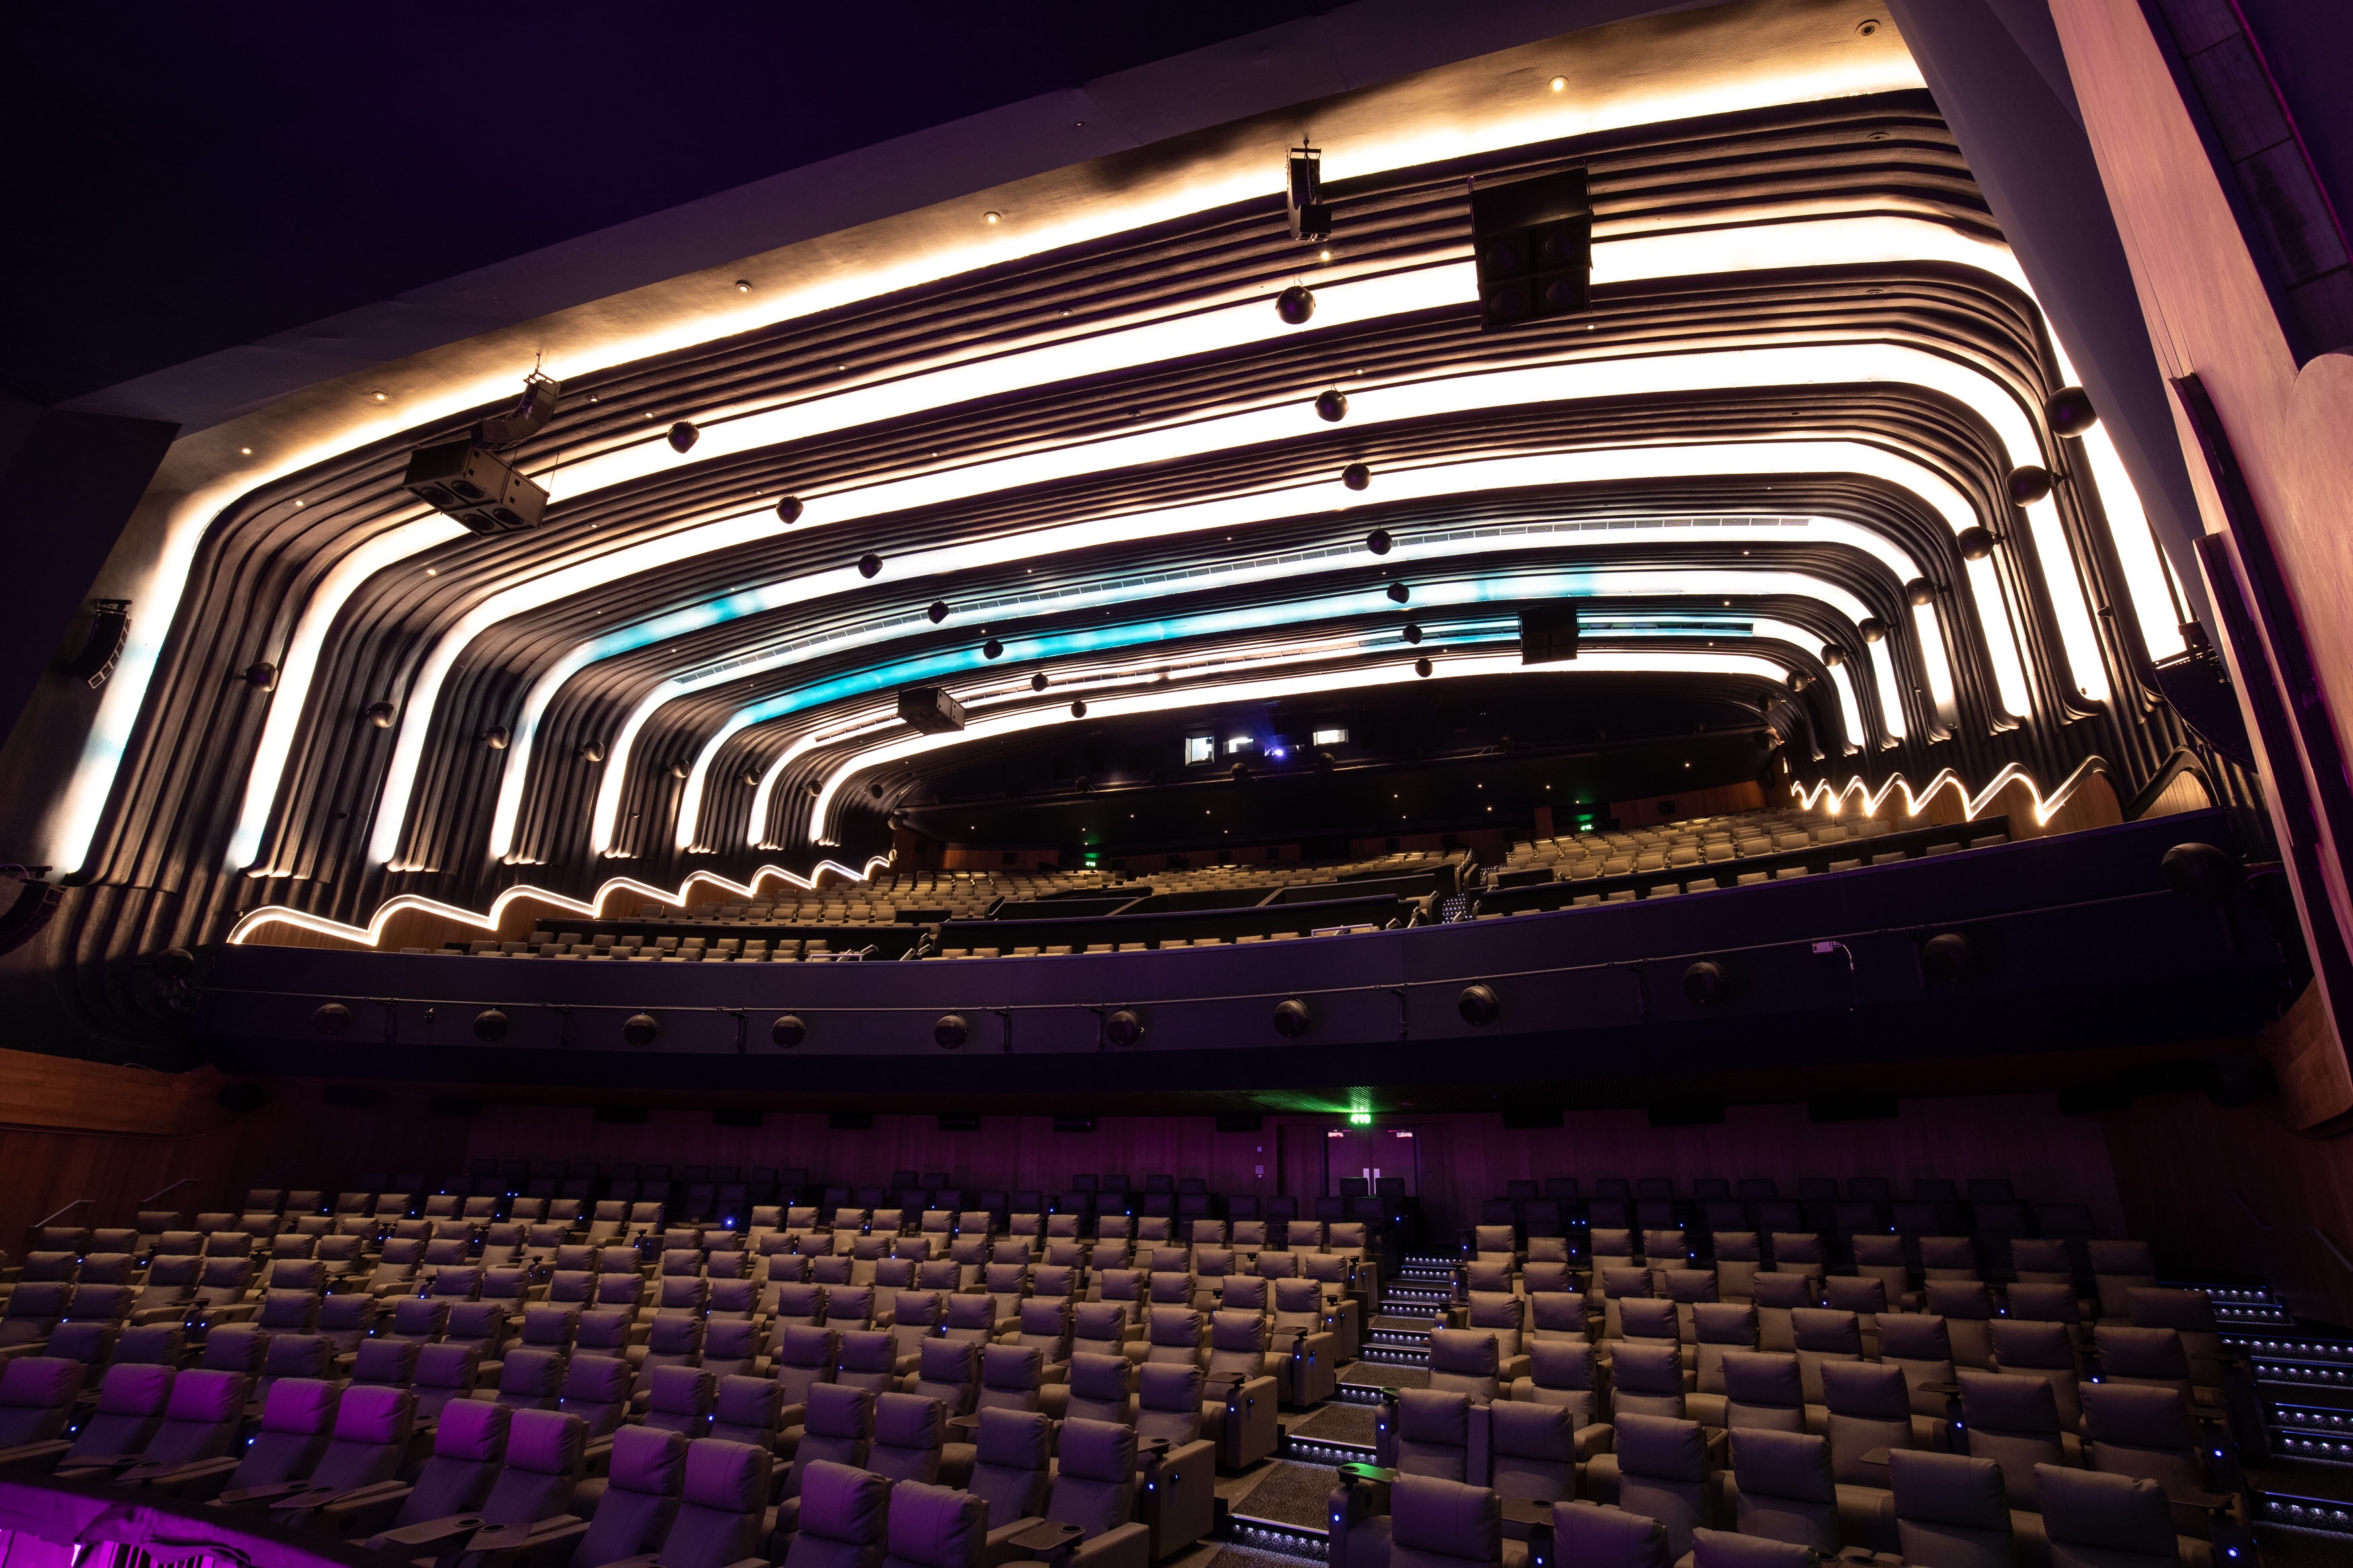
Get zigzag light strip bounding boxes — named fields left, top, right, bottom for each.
left=1788, top=755, right=2117, bottom=827
left=227, top=855, right=892, bottom=950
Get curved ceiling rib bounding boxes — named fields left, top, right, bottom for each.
left=82, top=75, right=2206, bottom=974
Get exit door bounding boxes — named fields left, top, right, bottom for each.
left=1322, top=1126, right=1421, bottom=1196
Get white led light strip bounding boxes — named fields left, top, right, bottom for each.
left=668, top=572, right=1878, bottom=858
left=218, top=209, right=2102, bottom=878
left=1788, top=753, right=2121, bottom=829
left=806, top=648, right=1791, bottom=843
left=387, top=321, right=2065, bottom=870
left=728, top=612, right=1841, bottom=855
left=604, top=516, right=1929, bottom=858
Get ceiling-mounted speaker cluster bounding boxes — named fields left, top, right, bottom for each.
left=405, top=373, right=561, bottom=536
left=1286, top=145, right=1330, bottom=243
left=68, top=600, right=132, bottom=689
left=1520, top=601, right=1581, bottom=665
left=898, top=686, right=967, bottom=735
left=1472, top=168, right=1593, bottom=329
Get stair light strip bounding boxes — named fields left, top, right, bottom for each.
left=664, top=599, right=1841, bottom=854
left=805, top=647, right=1790, bottom=845
left=586, top=527, right=1907, bottom=855
left=208, top=214, right=2038, bottom=876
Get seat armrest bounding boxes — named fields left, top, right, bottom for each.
left=1070, top=1521, right=1150, bottom=1568
left=366, top=1510, right=489, bottom=1553
left=1574, top=1423, right=1613, bottom=1461
left=212, top=1479, right=321, bottom=1510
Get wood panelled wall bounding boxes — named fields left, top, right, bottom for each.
left=2100, top=1091, right=2353, bottom=1328
left=0, top=1048, right=468, bottom=1245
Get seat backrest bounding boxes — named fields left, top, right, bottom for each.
left=1611, top=1343, right=1687, bottom=1420
left=659, top=1437, right=770, bottom=1568
left=1615, top=1415, right=1712, bottom=1560
left=232, top=1376, right=341, bottom=1488
left=790, top=1458, right=893, bottom=1566
left=776, top=1325, right=842, bottom=1405
left=1727, top=1428, right=1837, bottom=1553
left=836, top=1330, right=899, bottom=1393
left=1722, top=1351, right=1806, bottom=1431
left=557, top=1352, right=635, bottom=1436
left=1390, top=1388, right=1474, bottom=1481
left=965, top=1408, right=1052, bottom=1529
left=880, top=1477, right=990, bottom=1568
left=2079, top=1383, right=2204, bottom=1492
left=411, top=1342, right=483, bottom=1420
left=2036, top=1463, right=2182, bottom=1565
left=1819, top=1360, right=1916, bottom=1485
left=1888, top=1448, right=2013, bottom=1568
left=1045, top=1417, right=1138, bottom=1539
left=978, top=1343, right=1045, bottom=1413
left=711, top=1374, right=783, bottom=1449
left=1551, top=1500, right=1670, bottom=1568
left=908, top=1338, right=980, bottom=1414
left=310, top=1383, right=415, bottom=1493
left=575, top=1425, right=687, bottom=1568
left=0, top=1358, right=81, bottom=1448
left=791, top=1378, right=877, bottom=1477
left=1427, top=1327, right=1501, bottom=1404
left=145, top=1367, right=251, bottom=1466
left=69, top=1361, right=174, bottom=1458
left=477, top=1407, right=586, bottom=1525
left=1384, top=1472, right=1501, bottom=1568
left=1486, top=1397, right=1572, bottom=1507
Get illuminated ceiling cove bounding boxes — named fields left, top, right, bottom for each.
left=25, top=1, right=2206, bottom=964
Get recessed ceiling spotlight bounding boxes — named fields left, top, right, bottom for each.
left=983, top=210, right=1002, bottom=225
left=733, top=279, right=752, bottom=292
left=1319, top=249, right=1331, bottom=262
left=425, top=568, right=437, bottom=577
left=1548, top=75, right=1568, bottom=92
left=239, top=446, right=253, bottom=456
left=370, top=390, right=388, bottom=403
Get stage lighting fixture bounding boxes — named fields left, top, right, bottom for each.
left=775, top=495, right=804, bottom=522
left=928, top=601, right=949, bottom=624
left=1365, top=529, right=1392, bottom=555
left=1343, top=463, right=1371, bottom=490
left=1414, top=657, right=1433, bottom=677
left=1472, top=167, right=1593, bottom=329
left=1031, top=673, right=1049, bottom=692
left=1275, top=285, right=1316, bottom=325
left=241, top=661, right=276, bottom=690
left=1905, top=579, right=1936, bottom=608
left=1458, top=984, right=1502, bottom=1025
left=898, top=687, right=967, bottom=735
left=1681, top=960, right=1729, bottom=1006
left=473, top=1007, right=510, bottom=1042
left=1286, top=145, right=1330, bottom=243
left=475, top=370, right=563, bottom=446
left=935, top=1013, right=971, bottom=1049
left=2045, top=385, right=2098, bottom=436
left=1402, top=623, right=1423, bottom=643
left=1519, top=602, right=1581, bottom=665
left=1858, top=618, right=1887, bottom=643
left=1272, top=997, right=1312, bottom=1038
left=858, top=553, right=883, bottom=578
left=772, top=1014, right=808, bottom=1048
left=1956, top=526, right=1995, bottom=561
left=312, top=1002, right=351, bottom=1035
left=1106, top=1009, right=1145, bottom=1046
left=366, top=702, right=396, bottom=729
left=2006, top=464, right=2055, bottom=505
left=482, top=727, right=510, bottom=749
left=622, top=1012, right=660, bottom=1046
left=1314, top=389, right=1349, bottom=421
left=1386, top=583, right=1410, bottom=604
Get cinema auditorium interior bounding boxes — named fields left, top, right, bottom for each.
left=5, top=2, right=2353, bottom=1565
